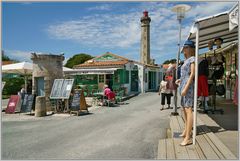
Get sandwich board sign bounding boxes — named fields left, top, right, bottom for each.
left=21, top=94, right=35, bottom=113
left=5, top=95, right=21, bottom=113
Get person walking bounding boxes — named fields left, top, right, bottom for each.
left=19, top=86, right=26, bottom=101
left=158, top=75, right=173, bottom=110
left=175, top=40, right=195, bottom=146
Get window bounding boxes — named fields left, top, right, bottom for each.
left=99, top=75, right=104, bottom=83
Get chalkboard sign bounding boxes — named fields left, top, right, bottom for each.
left=6, top=95, right=21, bottom=114
left=50, top=79, right=74, bottom=99
left=70, top=90, right=81, bottom=111
left=21, top=94, right=35, bottom=113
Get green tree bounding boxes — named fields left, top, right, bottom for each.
left=163, top=59, right=177, bottom=64
left=2, top=77, right=25, bottom=98
left=65, top=53, right=93, bottom=68
left=163, top=60, right=170, bottom=64
left=169, top=59, right=177, bottom=63
left=2, top=51, right=10, bottom=61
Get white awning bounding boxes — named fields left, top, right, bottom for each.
left=186, top=4, right=238, bottom=49
left=183, top=3, right=238, bottom=145
left=66, top=68, right=120, bottom=75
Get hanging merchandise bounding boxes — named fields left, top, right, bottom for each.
left=233, top=77, right=238, bottom=105
left=198, top=57, right=209, bottom=97
left=212, top=65, right=224, bottom=79
left=216, top=84, right=226, bottom=96
left=217, top=53, right=226, bottom=64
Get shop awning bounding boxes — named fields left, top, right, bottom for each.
left=187, top=4, right=238, bottom=49
left=66, top=68, right=120, bottom=75
left=183, top=3, right=238, bottom=145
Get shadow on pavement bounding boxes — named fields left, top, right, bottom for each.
left=207, top=98, right=238, bottom=131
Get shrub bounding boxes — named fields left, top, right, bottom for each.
left=2, top=77, right=25, bottom=96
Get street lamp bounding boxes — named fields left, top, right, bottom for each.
left=171, top=4, right=191, bottom=116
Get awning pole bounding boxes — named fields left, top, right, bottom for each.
left=238, top=2, right=240, bottom=118
left=193, top=23, right=199, bottom=145
left=24, top=75, right=28, bottom=93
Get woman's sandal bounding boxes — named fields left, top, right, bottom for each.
left=179, top=133, right=186, bottom=137
left=180, top=139, right=193, bottom=146
left=160, top=108, right=164, bottom=111
left=179, top=132, right=193, bottom=137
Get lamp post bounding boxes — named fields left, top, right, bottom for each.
left=171, top=4, right=191, bottom=116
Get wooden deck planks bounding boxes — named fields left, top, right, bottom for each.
left=158, top=139, right=167, bottom=159
left=173, top=138, right=190, bottom=159
left=158, top=114, right=236, bottom=160
left=195, top=140, right=207, bottom=159
left=176, top=115, right=185, bottom=130
left=197, top=126, right=225, bottom=159
left=198, top=118, right=237, bottom=159
left=166, top=138, right=176, bottom=159
left=185, top=144, right=201, bottom=159
left=195, top=129, right=220, bottom=159
left=170, top=116, right=181, bottom=138
left=175, top=115, right=200, bottom=159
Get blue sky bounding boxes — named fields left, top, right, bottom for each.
left=2, top=1, right=236, bottom=65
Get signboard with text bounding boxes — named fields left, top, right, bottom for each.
left=21, top=94, right=35, bottom=113
left=50, top=79, right=74, bottom=99
left=5, top=95, right=21, bottom=114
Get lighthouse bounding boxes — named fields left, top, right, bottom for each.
left=140, top=10, right=151, bottom=65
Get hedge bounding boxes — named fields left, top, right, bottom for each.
left=2, top=77, right=25, bottom=97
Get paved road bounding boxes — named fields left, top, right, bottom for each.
left=2, top=92, right=174, bottom=159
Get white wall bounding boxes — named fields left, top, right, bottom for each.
left=136, top=64, right=144, bottom=93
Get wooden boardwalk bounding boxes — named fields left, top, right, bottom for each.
left=157, top=114, right=237, bottom=160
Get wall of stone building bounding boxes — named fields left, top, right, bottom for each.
left=31, top=53, right=64, bottom=111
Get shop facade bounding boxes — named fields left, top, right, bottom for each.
left=65, top=52, right=160, bottom=95
left=199, top=41, right=238, bottom=100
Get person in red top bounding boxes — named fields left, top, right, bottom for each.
left=104, top=85, right=111, bottom=96
left=104, top=85, right=116, bottom=102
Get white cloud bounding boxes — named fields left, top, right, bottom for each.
left=87, top=4, right=112, bottom=11
left=47, top=12, right=141, bottom=48
left=187, top=2, right=236, bottom=20
left=4, top=50, right=33, bottom=62
left=3, top=50, right=65, bottom=63
left=46, top=2, right=235, bottom=64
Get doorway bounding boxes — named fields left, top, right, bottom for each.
left=106, top=74, right=113, bottom=90
left=148, top=71, right=156, bottom=90
left=131, top=71, right=139, bottom=92
left=36, top=77, right=45, bottom=96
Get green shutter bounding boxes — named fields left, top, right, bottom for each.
left=125, top=71, right=129, bottom=83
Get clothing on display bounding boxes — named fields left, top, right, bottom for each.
left=198, top=59, right=209, bottom=77
left=233, top=77, right=238, bottom=105
left=198, top=75, right=209, bottom=97
left=212, top=65, right=224, bottom=79
left=198, top=57, right=209, bottom=104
